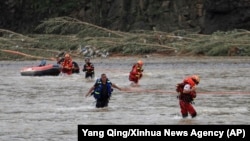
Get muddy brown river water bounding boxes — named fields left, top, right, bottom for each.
left=0, top=56, right=250, bottom=141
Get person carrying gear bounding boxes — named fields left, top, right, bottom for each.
left=82, top=58, right=95, bottom=79
left=129, top=60, right=144, bottom=86
left=61, top=53, right=73, bottom=75
left=85, top=73, right=123, bottom=108
left=176, top=75, right=200, bottom=118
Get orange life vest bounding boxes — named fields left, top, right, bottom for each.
left=130, top=64, right=143, bottom=78
left=176, top=77, right=196, bottom=102
left=62, top=59, right=73, bottom=69
left=183, top=77, right=196, bottom=88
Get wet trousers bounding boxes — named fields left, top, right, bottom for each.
left=129, top=75, right=139, bottom=84
left=85, top=72, right=94, bottom=79
left=62, top=68, right=72, bottom=75
left=179, top=100, right=197, bottom=118
left=96, top=98, right=109, bottom=108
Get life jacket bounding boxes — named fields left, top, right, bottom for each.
left=176, top=77, right=196, bottom=102
left=183, top=77, right=196, bottom=88
left=62, top=59, right=73, bottom=69
left=83, top=63, right=94, bottom=73
left=92, top=78, right=113, bottom=99
left=130, top=64, right=143, bottom=78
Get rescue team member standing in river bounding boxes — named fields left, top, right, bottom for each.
left=176, top=75, right=200, bottom=118
left=61, top=53, right=73, bottom=75
left=82, top=58, right=95, bottom=79
left=85, top=73, right=123, bottom=108
left=57, top=53, right=79, bottom=74
left=129, top=60, right=144, bottom=86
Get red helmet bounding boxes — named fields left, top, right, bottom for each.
left=137, top=60, right=143, bottom=65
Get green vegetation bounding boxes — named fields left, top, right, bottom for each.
left=0, top=17, right=249, bottom=60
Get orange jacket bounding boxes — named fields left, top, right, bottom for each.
left=183, top=76, right=196, bottom=88
left=183, top=76, right=197, bottom=98
left=176, top=76, right=197, bottom=101
left=130, top=64, right=143, bottom=78
left=62, top=59, right=73, bottom=70
left=83, top=62, right=94, bottom=73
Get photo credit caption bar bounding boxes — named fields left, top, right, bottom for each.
left=78, top=125, right=249, bottom=140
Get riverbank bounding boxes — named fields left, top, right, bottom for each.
left=1, top=20, right=250, bottom=61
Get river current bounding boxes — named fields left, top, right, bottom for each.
left=0, top=56, right=250, bottom=141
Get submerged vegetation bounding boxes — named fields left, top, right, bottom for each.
left=0, top=17, right=249, bottom=60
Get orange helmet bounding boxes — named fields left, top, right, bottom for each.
left=137, top=60, right=143, bottom=65
left=191, top=75, right=200, bottom=84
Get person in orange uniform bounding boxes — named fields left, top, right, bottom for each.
left=61, top=53, right=73, bottom=75
left=129, top=60, right=144, bottom=86
left=176, top=75, right=200, bottom=118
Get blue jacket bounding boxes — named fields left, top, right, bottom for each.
left=92, top=78, right=113, bottom=99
